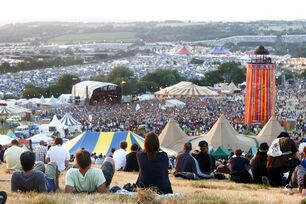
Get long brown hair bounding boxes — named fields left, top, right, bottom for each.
left=144, top=132, right=160, bottom=160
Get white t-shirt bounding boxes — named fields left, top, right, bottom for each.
left=113, top=148, right=127, bottom=170
left=46, top=145, right=70, bottom=171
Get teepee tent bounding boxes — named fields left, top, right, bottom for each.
left=193, top=115, right=251, bottom=151
left=158, top=118, right=191, bottom=153
left=256, top=116, right=284, bottom=145
left=63, top=131, right=176, bottom=156
left=60, top=113, right=81, bottom=126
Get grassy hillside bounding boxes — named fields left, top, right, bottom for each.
left=0, top=165, right=304, bottom=204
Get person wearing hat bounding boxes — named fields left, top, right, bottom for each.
left=266, top=131, right=299, bottom=187
left=251, top=143, right=269, bottom=184
left=194, top=141, right=215, bottom=174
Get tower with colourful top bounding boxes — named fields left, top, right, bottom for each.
left=245, top=46, right=276, bottom=124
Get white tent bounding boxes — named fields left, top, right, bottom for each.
left=0, top=135, right=13, bottom=145
left=165, top=99, right=186, bottom=108
left=27, top=133, right=53, bottom=144
left=158, top=118, right=191, bottom=153
left=40, top=115, right=67, bottom=137
left=46, top=95, right=59, bottom=107
left=256, top=116, right=284, bottom=145
left=60, top=113, right=81, bottom=126
left=192, top=115, right=252, bottom=152
left=72, top=81, right=118, bottom=99
left=39, top=96, right=46, bottom=104
left=227, top=82, right=241, bottom=93
left=154, top=81, right=219, bottom=97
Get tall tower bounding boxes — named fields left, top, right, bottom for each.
left=245, top=46, right=276, bottom=124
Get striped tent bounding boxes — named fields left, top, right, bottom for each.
left=0, top=106, right=16, bottom=115
left=154, top=81, right=218, bottom=97
left=63, top=131, right=176, bottom=156
left=60, top=113, right=81, bottom=126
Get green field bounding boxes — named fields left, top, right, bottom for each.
left=49, top=32, right=137, bottom=44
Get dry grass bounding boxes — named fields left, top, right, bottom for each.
left=0, top=165, right=304, bottom=204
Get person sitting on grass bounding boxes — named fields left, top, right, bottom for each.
left=175, top=142, right=214, bottom=179
left=229, top=149, right=253, bottom=184
left=65, top=149, right=115, bottom=193
left=250, top=143, right=269, bottom=184
left=124, top=144, right=139, bottom=172
left=11, top=151, right=58, bottom=192
left=113, top=141, right=128, bottom=170
left=136, top=132, right=173, bottom=194
left=3, top=140, right=25, bottom=171
left=194, top=141, right=216, bottom=175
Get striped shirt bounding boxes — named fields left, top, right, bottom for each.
left=34, top=145, right=47, bottom=163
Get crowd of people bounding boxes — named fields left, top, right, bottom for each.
left=49, top=82, right=305, bottom=139
left=1, top=130, right=306, bottom=198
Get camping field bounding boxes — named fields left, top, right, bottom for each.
left=48, top=32, right=137, bottom=44
left=0, top=165, right=305, bottom=204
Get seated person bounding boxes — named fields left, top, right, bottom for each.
left=194, top=141, right=215, bottom=174
left=11, top=151, right=58, bottom=192
left=95, top=154, right=104, bottom=165
left=287, top=146, right=306, bottom=193
left=0, top=191, right=7, bottom=204
left=250, top=143, right=269, bottom=184
left=65, top=149, right=115, bottom=193
left=175, top=142, right=213, bottom=179
left=4, top=140, right=25, bottom=171
left=229, top=149, right=252, bottom=183
left=124, top=144, right=139, bottom=172
left=113, top=141, right=127, bottom=170
left=136, top=132, right=172, bottom=194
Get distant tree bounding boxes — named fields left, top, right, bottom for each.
left=56, top=74, right=80, bottom=94
left=140, top=68, right=185, bottom=92
left=200, top=62, right=245, bottom=86
left=301, top=69, right=306, bottom=79
left=107, top=66, right=137, bottom=95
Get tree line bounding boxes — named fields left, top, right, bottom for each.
left=22, top=62, right=246, bottom=98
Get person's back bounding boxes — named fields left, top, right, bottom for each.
left=176, top=152, right=196, bottom=173
left=124, top=144, right=139, bottom=172
left=34, top=141, right=47, bottom=163
left=230, top=156, right=249, bottom=174
left=124, top=151, right=139, bottom=172
left=251, top=143, right=269, bottom=184
left=46, top=138, right=70, bottom=172
left=4, top=140, right=25, bottom=170
left=137, top=151, right=172, bottom=194
left=113, top=141, right=128, bottom=170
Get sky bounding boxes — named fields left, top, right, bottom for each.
left=1, top=0, right=306, bottom=24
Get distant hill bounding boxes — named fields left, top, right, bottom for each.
left=0, top=21, right=306, bottom=43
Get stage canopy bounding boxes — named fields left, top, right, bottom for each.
left=63, top=131, right=176, bottom=156
left=155, top=81, right=219, bottom=97
left=72, top=81, right=119, bottom=99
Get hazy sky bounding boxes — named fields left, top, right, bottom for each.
left=1, top=0, right=306, bottom=23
